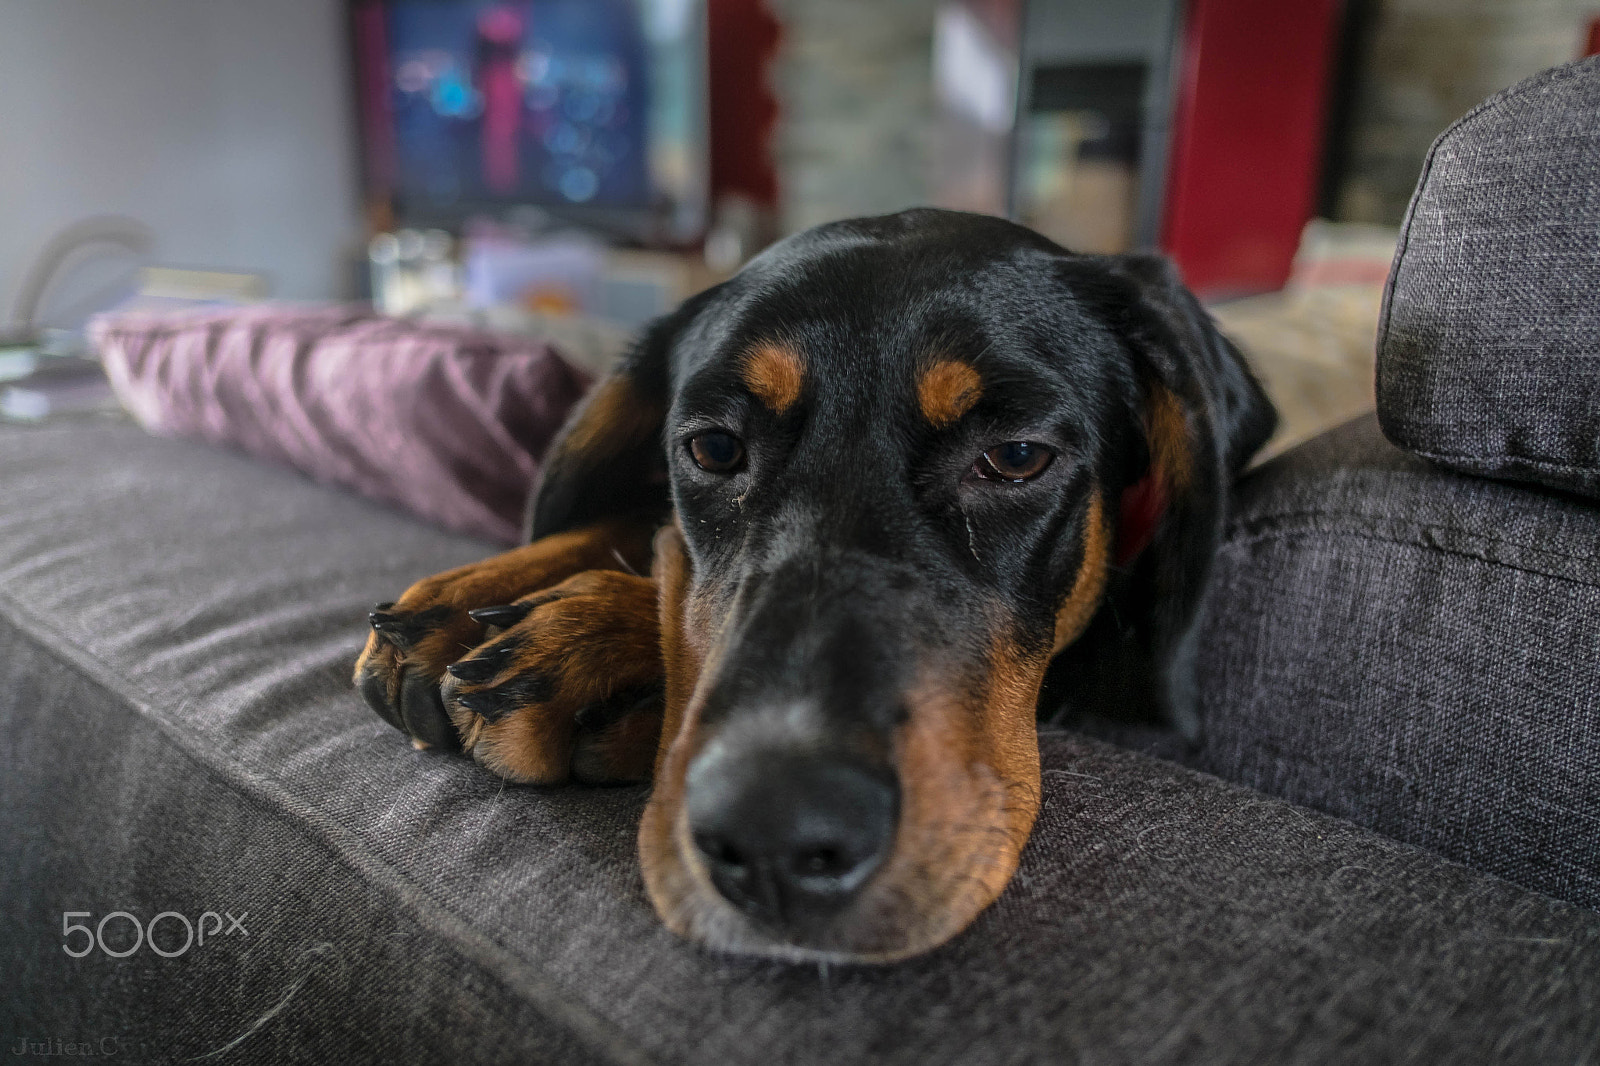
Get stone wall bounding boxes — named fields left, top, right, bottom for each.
left=765, top=0, right=1600, bottom=233
left=768, top=0, right=940, bottom=233
left=1335, top=0, right=1600, bottom=223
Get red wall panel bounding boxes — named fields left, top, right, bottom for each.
left=1161, top=0, right=1341, bottom=296
left=708, top=0, right=782, bottom=209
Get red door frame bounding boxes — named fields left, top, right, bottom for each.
left=1160, top=0, right=1342, bottom=297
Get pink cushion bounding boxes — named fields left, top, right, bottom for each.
left=90, top=305, right=591, bottom=545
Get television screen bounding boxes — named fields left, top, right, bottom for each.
left=353, top=0, right=707, bottom=242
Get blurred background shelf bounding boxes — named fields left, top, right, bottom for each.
left=3, top=0, right=1598, bottom=435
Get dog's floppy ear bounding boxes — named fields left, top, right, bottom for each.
left=1045, top=253, right=1275, bottom=738
left=1093, top=254, right=1276, bottom=568
left=1104, top=254, right=1276, bottom=476
left=525, top=289, right=715, bottom=542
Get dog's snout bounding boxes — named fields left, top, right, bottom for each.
left=686, top=750, right=897, bottom=928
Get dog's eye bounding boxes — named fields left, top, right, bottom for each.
left=688, top=431, right=746, bottom=473
left=974, top=441, right=1053, bottom=482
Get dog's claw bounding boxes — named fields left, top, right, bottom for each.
left=453, top=689, right=511, bottom=720
left=444, top=659, right=495, bottom=683
left=445, top=644, right=513, bottom=683
left=368, top=606, right=419, bottom=648
left=451, top=668, right=556, bottom=722
left=469, top=604, right=533, bottom=628
left=368, top=604, right=457, bottom=652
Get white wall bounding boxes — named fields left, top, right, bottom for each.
left=0, top=0, right=363, bottom=318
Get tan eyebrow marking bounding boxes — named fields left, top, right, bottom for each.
left=1051, top=491, right=1111, bottom=656
left=740, top=343, right=805, bottom=413
left=917, top=360, right=983, bottom=427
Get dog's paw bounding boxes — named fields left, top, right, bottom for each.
left=353, top=588, right=487, bottom=754
left=440, top=570, right=665, bottom=785
left=353, top=522, right=658, bottom=757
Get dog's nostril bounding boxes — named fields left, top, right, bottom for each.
left=796, top=845, right=838, bottom=870
left=694, top=834, right=746, bottom=870
left=795, top=846, right=844, bottom=878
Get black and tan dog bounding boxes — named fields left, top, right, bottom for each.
left=355, top=208, right=1275, bottom=962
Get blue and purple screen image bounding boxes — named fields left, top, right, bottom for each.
left=386, top=0, right=654, bottom=209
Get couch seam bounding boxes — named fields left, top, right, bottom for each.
left=1403, top=441, right=1599, bottom=479
left=0, top=583, right=662, bottom=1066
left=1229, top=505, right=1600, bottom=561
left=1222, top=520, right=1600, bottom=589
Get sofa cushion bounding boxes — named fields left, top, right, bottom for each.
left=1377, top=56, right=1600, bottom=500
left=1179, top=414, right=1599, bottom=910
left=91, top=305, right=591, bottom=545
left=3, top=419, right=1598, bottom=1063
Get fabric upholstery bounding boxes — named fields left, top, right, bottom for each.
left=91, top=305, right=590, bottom=544
left=3, top=418, right=1598, bottom=1063
left=1377, top=56, right=1600, bottom=500
left=1179, top=414, right=1598, bottom=909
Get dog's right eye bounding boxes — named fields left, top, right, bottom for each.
left=973, top=440, right=1054, bottom=482
left=688, top=431, right=746, bottom=473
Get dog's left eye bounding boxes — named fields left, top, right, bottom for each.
left=688, top=431, right=746, bottom=473
left=973, top=441, right=1054, bottom=482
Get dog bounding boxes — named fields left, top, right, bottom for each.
left=354, top=208, right=1275, bottom=963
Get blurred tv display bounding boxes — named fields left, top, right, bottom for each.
left=354, top=0, right=707, bottom=241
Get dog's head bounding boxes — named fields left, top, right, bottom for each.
left=530, top=209, right=1274, bottom=961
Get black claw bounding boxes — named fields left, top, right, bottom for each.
left=451, top=669, right=555, bottom=721
left=445, top=644, right=514, bottom=683
left=453, top=689, right=514, bottom=721
left=368, top=609, right=420, bottom=648
left=468, top=604, right=532, bottom=629
left=368, top=604, right=453, bottom=651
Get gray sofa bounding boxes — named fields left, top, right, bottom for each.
left=4, top=60, right=1598, bottom=1064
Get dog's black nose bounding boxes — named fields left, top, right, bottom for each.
left=686, top=750, right=897, bottom=927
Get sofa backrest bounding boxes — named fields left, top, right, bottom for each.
left=1377, top=56, right=1600, bottom=502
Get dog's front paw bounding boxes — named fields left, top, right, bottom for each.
left=353, top=522, right=658, bottom=758
left=440, top=570, right=665, bottom=785
left=354, top=589, right=487, bottom=753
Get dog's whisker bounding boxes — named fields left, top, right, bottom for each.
left=609, top=547, right=642, bottom=577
